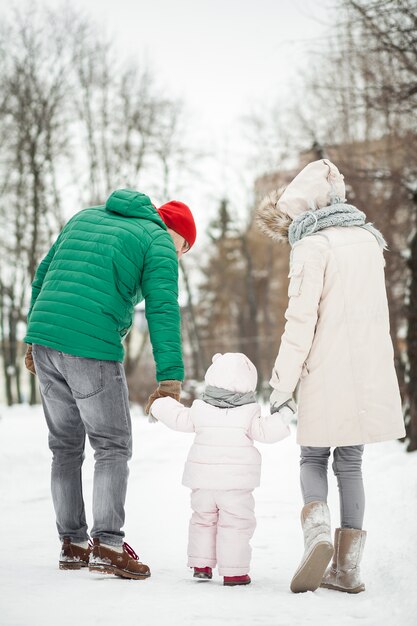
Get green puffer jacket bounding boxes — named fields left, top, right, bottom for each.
left=24, top=189, right=184, bottom=381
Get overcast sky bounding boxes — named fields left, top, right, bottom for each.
left=7, top=0, right=333, bottom=231
left=89, top=0, right=331, bottom=123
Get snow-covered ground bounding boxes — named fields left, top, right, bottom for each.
left=1, top=404, right=416, bottom=626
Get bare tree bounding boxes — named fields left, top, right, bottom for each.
left=341, top=0, right=417, bottom=449
left=0, top=5, right=72, bottom=404
left=0, top=2, right=200, bottom=405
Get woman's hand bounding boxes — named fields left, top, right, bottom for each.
left=270, top=389, right=297, bottom=414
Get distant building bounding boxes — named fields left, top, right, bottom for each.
left=254, top=134, right=416, bottom=203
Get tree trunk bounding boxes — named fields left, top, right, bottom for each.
left=15, top=363, right=22, bottom=405
left=180, top=260, right=206, bottom=378
left=0, top=286, right=13, bottom=405
left=4, top=369, right=13, bottom=407
left=29, top=374, right=37, bottom=406
left=407, top=229, right=417, bottom=451
left=240, top=234, right=260, bottom=377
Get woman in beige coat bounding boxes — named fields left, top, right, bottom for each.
left=257, top=159, right=405, bottom=595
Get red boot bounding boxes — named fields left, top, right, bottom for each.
left=193, top=566, right=212, bottom=580
left=224, top=574, right=251, bottom=586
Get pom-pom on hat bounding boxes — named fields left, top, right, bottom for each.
left=205, top=352, right=258, bottom=393
left=157, top=200, right=197, bottom=250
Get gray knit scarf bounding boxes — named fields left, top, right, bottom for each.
left=201, top=385, right=257, bottom=408
left=288, top=202, right=387, bottom=249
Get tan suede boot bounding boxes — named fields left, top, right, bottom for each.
left=89, top=539, right=151, bottom=580
left=290, top=501, right=334, bottom=593
left=321, top=528, right=366, bottom=593
left=59, top=537, right=91, bottom=570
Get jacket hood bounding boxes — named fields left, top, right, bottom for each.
left=105, top=189, right=167, bottom=228
left=205, top=352, right=257, bottom=393
left=256, top=159, right=345, bottom=242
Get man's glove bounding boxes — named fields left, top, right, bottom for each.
left=25, top=345, right=36, bottom=376
left=145, top=380, right=182, bottom=415
left=270, top=388, right=297, bottom=415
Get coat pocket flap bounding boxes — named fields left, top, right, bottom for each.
left=288, top=262, right=304, bottom=278
left=288, top=262, right=304, bottom=297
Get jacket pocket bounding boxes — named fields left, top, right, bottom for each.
left=288, top=262, right=304, bottom=297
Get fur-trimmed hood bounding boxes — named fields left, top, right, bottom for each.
left=256, top=190, right=293, bottom=243
left=256, top=159, right=345, bottom=242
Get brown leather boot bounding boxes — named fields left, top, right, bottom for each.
left=321, top=528, right=366, bottom=593
left=89, top=539, right=151, bottom=580
left=59, top=537, right=91, bottom=570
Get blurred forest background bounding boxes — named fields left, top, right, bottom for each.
left=1, top=0, right=417, bottom=451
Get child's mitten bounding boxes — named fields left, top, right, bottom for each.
left=148, top=411, right=158, bottom=424
left=145, top=380, right=182, bottom=415
left=278, top=405, right=294, bottom=426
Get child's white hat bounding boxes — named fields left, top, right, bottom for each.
left=204, top=352, right=257, bottom=393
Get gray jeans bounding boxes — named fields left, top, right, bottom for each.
left=32, top=344, right=132, bottom=546
left=300, top=445, right=365, bottom=529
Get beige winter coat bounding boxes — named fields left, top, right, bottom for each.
left=257, top=159, right=405, bottom=447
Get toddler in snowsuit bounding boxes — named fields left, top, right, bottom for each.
left=150, top=352, right=291, bottom=586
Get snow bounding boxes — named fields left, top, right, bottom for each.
left=0, top=404, right=416, bottom=626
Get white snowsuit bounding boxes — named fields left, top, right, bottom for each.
left=151, top=352, right=290, bottom=576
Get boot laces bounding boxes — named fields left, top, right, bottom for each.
left=123, top=542, right=139, bottom=560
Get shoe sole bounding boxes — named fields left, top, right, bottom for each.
left=290, top=541, right=334, bottom=593
left=89, top=564, right=150, bottom=580
left=193, top=573, right=212, bottom=580
left=320, top=581, right=365, bottom=594
left=59, top=562, right=88, bottom=570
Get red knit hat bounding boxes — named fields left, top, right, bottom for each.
left=157, top=201, right=197, bottom=250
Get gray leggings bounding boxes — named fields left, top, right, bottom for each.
left=300, top=446, right=365, bottom=530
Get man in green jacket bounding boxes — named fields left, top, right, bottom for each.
left=24, top=189, right=196, bottom=579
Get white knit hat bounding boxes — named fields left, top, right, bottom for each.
left=204, top=352, right=258, bottom=393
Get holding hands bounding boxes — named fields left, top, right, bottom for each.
left=145, top=379, right=182, bottom=415
left=270, top=389, right=297, bottom=425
